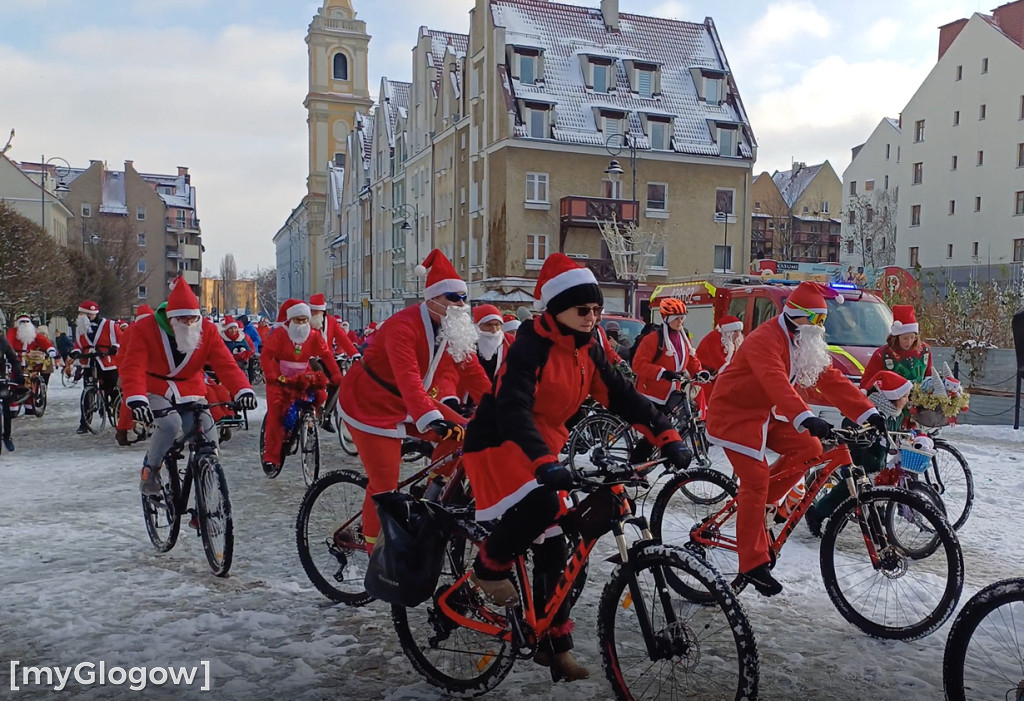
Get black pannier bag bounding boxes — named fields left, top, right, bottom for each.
left=364, top=492, right=454, bottom=607
left=560, top=488, right=622, bottom=541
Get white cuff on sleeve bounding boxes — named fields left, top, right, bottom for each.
left=792, top=410, right=815, bottom=431
left=855, top=408, right=879, bottom=425
left=415, top=410, right=444, bottom=433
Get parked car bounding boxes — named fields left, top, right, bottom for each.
left=599, top=313, right=645, bottom=359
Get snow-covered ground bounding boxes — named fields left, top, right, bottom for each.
left=1, top=384, right=1021, bottom=699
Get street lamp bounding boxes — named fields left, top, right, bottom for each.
left=39, top=155, right=70, bottom=239
left=82, top=232, right=100, bottom=253
left=604, top=133, right=637, bottom=204
left=715, top=210, right=730, bottom=272
left=390, top=203, right=420, bottom=293
left=328, top=252, right=337, bottom=310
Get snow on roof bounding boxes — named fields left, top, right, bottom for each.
left=883, top=117, right=900, bottom=131
left=382, top=79, right=411, bottom=146
left=427, top=28, right=468, bottom=79
left=328, top=162, right=345, bottom=210
left=491, top=0, right=753, bottom=158
left=772, top=162, right=824, bottom=208
left=358, top=111, right=375, bottom=164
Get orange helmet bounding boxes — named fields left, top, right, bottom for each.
left=659, top=298, right=687, bottom=317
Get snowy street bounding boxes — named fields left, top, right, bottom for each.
left=2, top=383, right=1022, bottom=699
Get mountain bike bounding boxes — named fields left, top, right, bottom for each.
left=331, top=355, right=358, bottom=456
left=296, top=440, right=467, bottom=605
left=260, top=392, right=320, bottom=485
left=60, top=361, right=80, bottom=388
left=78, top=352, right=121, bottom=434
left=943, top=577, right=1024, bottom=701
left=922, top=431, right=973, bottom=531
left=651, top=425, right=964, bottom=641
left=21, top=350, right=51, bottom=418
left=141, top=401, right=236, bottom=576
left=391, top=453, right=759, bottom=699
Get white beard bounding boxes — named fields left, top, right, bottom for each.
left=439, top=305, right=478, bottom=363
left=171, top=319, right=203, bottom=353
left=310, top=313, right=324, bottom=330
left=16, top=323, right=37, bottom=346
left=721, top=331, right=742, bottom=364
left=791, top=324, right=832, bottom=388
left=288, top=322, right=311, bottom=345
left=77, top=314, right=91, bottom=335
left=477, top=330, right=504, bottom=361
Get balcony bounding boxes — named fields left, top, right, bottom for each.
left=166, top=215, right=200, bottom=232
left=559, top=196, right=638, bottom=250
left=166, top=246, right=182, bottom=259
left=180, top=243, right=201, bottom=260
left=391, top=247, right=406, bottom=265
left=791, top=232, right=841, bottom=245
left=580, top=258, right=620, bottom=283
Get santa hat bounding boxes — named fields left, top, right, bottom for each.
left=135, top=304, right=154, bottom=321
left=718, top=315, right=743, bottom=333
left=166, top=277, right=201, bottom=318
left=415, top=249, right=467, bottom=299
left=309, top=293, right=327, bottom=311
left=16, top=314, right=31, bottom=324
left=78, top=300, right=99, bottom=314
left=221, top=314, right=240, bottom=330
left=864, top=370, right=913, bottom=400
left=473, top=304, right=503, bottom=327
left=502, top=319, right=521, bottom=333
left=277, top=299, right=311, bottom=323
left=340, top=320, right=350, bottom=329
left=503, top=312, right=518, bottom=322
left=365, top=321, right=378, bottom=336
left=784, top=281, right=842, bottom=318
left=533, top=253, right=602, bottom=314
left=890, top=305, right=919, bottom=336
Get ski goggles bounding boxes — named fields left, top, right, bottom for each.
left=443, top=292, right=468, bottom=303
left=786, top=302, right=827, bottom=326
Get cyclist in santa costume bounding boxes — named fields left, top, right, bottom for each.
left=69, top=299, right=121, bottom=434
left=114, top=305, right=155, bottom=445
left=706, top=281, right=884, bottom=596
left=309, top=293, right=360, bottom=358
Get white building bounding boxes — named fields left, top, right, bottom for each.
left=841, top=117, right=901, bottom=276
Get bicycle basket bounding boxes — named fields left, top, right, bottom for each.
left=560, top=488, right=621, bottom=541
left=899, top=446, right=935, bottom=474
left=913, top=407, right=949, bottom=428
left=364, top=492, right=454, bottom=607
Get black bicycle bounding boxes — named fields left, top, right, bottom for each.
left=141, top=402, right=236, bottom=576
left=78, top=351, right=121, bottom=434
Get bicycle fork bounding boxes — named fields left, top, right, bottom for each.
left=846, top=467, right=885, bottom=568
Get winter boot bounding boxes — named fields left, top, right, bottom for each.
left=139, top=464, right=162, bottom=496
left=549, top=651, right=590, bottom=682
left=742, top=563, right=783, bottom=597
left=2, top=436, right=14, bottom=453
left=116, top=429, right=130, bottom=447
left=321, top=417, right=336, bottom=433
left=469, top=572, right=519, bottom=606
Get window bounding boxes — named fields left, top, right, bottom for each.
left=886, top=144, right=891, bottom=160
left=1018, top=143, right=1024, bottom=167
left=848, top=210, right=856, bottom=225
left=821, top=201, right=830, bottom=214
left=603, top=114, right=622, bottom=137
left=717, top=126, right=737, bottom=157
left=956, top=65, right=962, bottom=80
left=914, top=119, right=925, bottom=142
left=137, top=285, right=147, bottom=299
left=525, top=172, right=549, bottom=203
left=519, top=54, right=537, bottom=85
left=137, top=259, right=146, bottom=273
left=752, top=297, right=776, bottom=330
left=865, top=206, right=874, bottom=223
left=81, top=203, right=91, bottom=218
left=333, top=52, right=348, bottom=81
left=977, top=150, right=984, bottom=166
left=704, top=76, right=722, bottom=105
left=646, top=183, right=667, bottom=211
left=897, top=145, right=901, bottom=162
left=865, top=238, right=873, bottom=254
left=714, top=188, right=735, bottom=216
left=1015, top=239, right=1024, bottom=262
left=1016, top=191, right=1024, bottom=216
left=527, top=105, right=548, bottom=138
left=953, top=110, right=959, bottom=126
left=982, top=57, right=988, bottom=73
left=884, top=175, right=889, bottom=190
left=802, top=205, right=809, bottom=214
left=947, top=244, right=953, bottom=258
left=637, top=69, right=654, bottom=98
left=754, top=201, right=761, bottom=211
left=137, top=232, right=145, bottom=246
left=910, top=204, right=921, bottom=226
left=949, top=199, right=956, bottom=215
left=648, top=119, right=670, bottom=150
left=865, top=180, right=875, bottom=192
left=849, top=181, right=857, bottom=196
left=714, top=245, right=732, bottom=272
left=136, top=206, right=146, bottom=221
left=592, top=61, right=611, bottom=93
left=952, top=155, right=958, bottom=170
left=973, top=242, right=979, bottom=256
left=1021, top=95, right=1024, bottom=119
left=912, top=162, right=923, bottom=184
left=525, top=234, right=548, bottom=262
left=909, top=247, right=919, bottom=267
left=975, top=196, right=982, bottom=212
left=602, top=178, right=623, bottom=199
left=846, top=239, right=854, bottom=254
left=652, top=244, right=665, bottom=267
left=979, top=104, right=986, bottom=120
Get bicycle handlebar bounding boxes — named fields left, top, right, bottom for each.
left=573, top=451, right=668, bottom=491
left=151, top=401, right=239, bottom=418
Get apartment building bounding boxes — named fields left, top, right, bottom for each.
left=750, top=161, right=842, bottom=264
left=841, top=117, right=901, bottom=275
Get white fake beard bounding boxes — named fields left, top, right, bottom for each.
left=16, top=322, right=37, bottom=345
left=171, top=319, right=203, bottom=353
left=791, top=324, right=832, bottom=388
left=77, top=314, right=91, bottom=333
left=439, top=305, right=478, bottom=363
left=288, top=322, right=311, bottom=345
left=310, top=313, right=324, bottom=330
left=722, top=331, right=742, bottom=364
left=477, top=330, right=504, bottom=361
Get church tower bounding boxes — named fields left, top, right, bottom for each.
left=303, top=0, right=373, bottom=288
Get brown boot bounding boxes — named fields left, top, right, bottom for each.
left=469, top=572, right=519, bottom=606
left=550, top=651, right=589, bottom=682
left=116, top=429, right=130, bottom=447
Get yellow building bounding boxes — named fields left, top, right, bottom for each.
left=750, top=161, right=842, bottom=264
left=200, top=277, right=258, bottom=318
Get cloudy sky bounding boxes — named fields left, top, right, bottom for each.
left=0, top=0, right=990, bottom=272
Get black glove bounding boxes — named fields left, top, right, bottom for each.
left=68, top=349, right=81, bottom=359
left=865, top=413, right=887, bottom=433
left=661, top=440, right=693, bottom=470
left=128, top=400, right=154, bottom=425
left=535, top=462, right=574, bottom=491
left=427, top=419, right=465, bottom=442
left=442, top=397, right=462, bottom=413
left=236, top=391, right=258, bottom=411
left=662, top=370, right=683, bottom=382
left=800, top=416, right=833, bottom=439
left=695, top=370, right=713, bottom=383
left=107, top=346, right=118, bottom=357
left=617, top=359, right=630, bottom=370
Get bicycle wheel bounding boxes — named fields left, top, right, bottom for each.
left=649, top=467, right=741, bottom=602
left=0, top=404, right=5, bottom=456
left=929, top=440, right=973, bottom=532
left=29, top=377, right=45, bottom=417
left=566, top=411, right=635, bottom=474
left=251, top=362, right=264, bottom=385
left=599, top=543, right=759, bottom=700
left=820, top=485, right=963, bottom=640
left=943, top=577, right=1024, bottom=701
left=296, top=469, right=373, bottom=605
left=335, top=407, right=358, bottom=456
left=141, top=458, right=182, bottom=552
left=194, top=453, right=234, bottom=577
left=61, top=366, right=74, bottom=388
left=391, top=530, right=516, bottom=696
left=81, top=387, right=104, bottom=434
left=107, top=388, right=123, bottom=427
left=300, top=413, right=320, bottom=486
left=885, top=479, right=946, bottom=559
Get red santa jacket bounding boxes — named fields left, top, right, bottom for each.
left=706, top=315, right=875, bottom=461
left=437, top=332, right=512, bottom=405
left=261, top=326, right=342, bottom=388
left=6, top=328, right=56, bottom=360
left=632, top=325, right=702, bottom=404
left=337, top=304, right=486, bottom=437
left=73, top=317, right=119, bottom=370
left=120, top=316, right=251, bottom=405
left=323, top=318, right=359, bottom=358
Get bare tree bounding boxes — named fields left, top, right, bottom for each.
left=843, top=189, right=897, bottom=270
left=0, top=202, right=75, bottom=322
left=219, top=253, right=238, bottom=315
left=59, top=218, right=149, bottom=319
left=756, top=189, right=794, bottom=261
left=253, top=266, right=278, bottom=318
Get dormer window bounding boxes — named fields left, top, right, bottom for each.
left=592, top=60, right=613, bottom=93
left=595, top=108, right=627, bottom=139
left=690, top=67, right=728, bottom=106
left=715, top=123, right=738, bottom=157
left=508, top=46, right=544, bottom=86
left=520, top=53, right=537, bottom=85
left=705, top=76, right=723, bottom=105
left=522, top=100, right=553, bottom=139
left=647, top=116, right=672, bottom=150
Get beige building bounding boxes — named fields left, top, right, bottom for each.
left=750, top=161, right=842, bottom=264
left=2, top=155, right=74, bottom=246
left=200, top=277, right=258, bottom=317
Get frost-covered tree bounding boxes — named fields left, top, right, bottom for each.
left=843, top=190, right=897, bottom=269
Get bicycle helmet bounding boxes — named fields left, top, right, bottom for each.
left=659, top=298, right=687, bottom=317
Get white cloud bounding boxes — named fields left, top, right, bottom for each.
left=647, top=1, right=691, bottom=19
left=742, top=1, right=832, bottom=55
left=863, top=17, right=902, bottom=52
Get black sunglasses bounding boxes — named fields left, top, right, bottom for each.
left=574, top=305, right=603, bottom=317
left=444, top=292, right=468, bottom=303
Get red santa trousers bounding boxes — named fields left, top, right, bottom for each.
left=724, top=418, right=823, bottom=572
left=262, top=383, right=327, bottom=466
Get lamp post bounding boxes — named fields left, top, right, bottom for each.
left=390, top=203, right=420, bottom=294
left=715, top=210, right=730, bottom=272
left=39, top=155, right=71, bottom=239
left=82, top=232, right=100, bottom=254
left=604, top=133, right=637, bottom=205
left=328, top=251, right=337, bottom=310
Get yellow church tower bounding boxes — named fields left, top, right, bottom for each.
left=303, top=0, right=373, bottom=288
